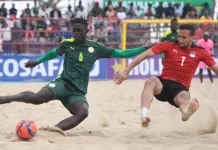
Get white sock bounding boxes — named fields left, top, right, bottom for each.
left=141, top=107, right=149, bottom=120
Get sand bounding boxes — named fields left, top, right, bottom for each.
left=0, top=78, right=217, bottom=150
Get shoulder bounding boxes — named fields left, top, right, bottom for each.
left=197, top=39, right=203, bottom=42
left=191, top=43, right=207, bottom=51
left=153, top=41, right=176, bottom=48
left=209, top=39, right=214, bottom=43
left=86, top=39, right=107, bottom=47
left=60, top=37, right=75, bottom=44
left=163, top=30, right=172, bottom=37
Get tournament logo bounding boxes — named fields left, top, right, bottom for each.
left=189, top=52, right=196, bottom=58
left=88, top=47, right=94, bottom=53
left=49, top=83, right=56, bottom=88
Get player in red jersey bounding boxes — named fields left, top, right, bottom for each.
left=114, top=24, right=218, bottom=127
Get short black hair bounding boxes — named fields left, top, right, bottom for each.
left=71, top=18, right=88, bottom=26
left=179, top=24, right=195, bottom=36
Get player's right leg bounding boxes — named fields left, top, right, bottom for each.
left=207, top=68, right=214, bottom=84
left=0, top=87, right=53, bottom=105
left=174, top=91, right=199, bottom=121
left=199, top=69, right=203, bottom=84
left=141, top=76, right=163, bottom=127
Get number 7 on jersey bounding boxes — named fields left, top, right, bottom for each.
left=181, top=56, right=186, bottom=66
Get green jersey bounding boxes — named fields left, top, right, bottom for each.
left=160, top=30, right=178, bottom=58
left=56, top=38, right=115, bottom=93
left=161, top=30, right=178, bottom=42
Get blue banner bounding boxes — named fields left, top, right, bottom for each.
left=0, top=56, right=107, bottom=81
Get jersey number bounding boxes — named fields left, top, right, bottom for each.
left=181, top=56, right=186, bottom=66
left=79, top=52, right=83, bottom=61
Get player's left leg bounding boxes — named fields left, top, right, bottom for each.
left=56, top=101, right=88, bottom=131
left=199, top=68, right=203, bottom=83
left=207, top=68, right=214, bottom=84
left=39, top=100, right=88, bottom=136
left=174, top=91, right=199, bottom=121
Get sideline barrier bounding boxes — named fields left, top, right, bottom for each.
left=0, top=55, right=217, bottom=81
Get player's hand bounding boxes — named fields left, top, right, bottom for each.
left=25, top=60, right=37, bottom=68
left=113, top=70, right=129, bottom=85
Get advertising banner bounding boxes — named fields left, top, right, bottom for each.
left=0, top=56, right=107, bottom=81
left=107, top=56, right=218, bottom=79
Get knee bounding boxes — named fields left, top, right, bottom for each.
left=27, top=95, right=45, bottom=105
left=77, top=109, right=89, bottom=119
left=144, top=78, right=155, bottom=88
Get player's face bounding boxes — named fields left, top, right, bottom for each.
left=72, top=23, right=88, bottom=43
left=178, top=29, right=193, bottom=48
left=171, top=21, right=179, bottom=31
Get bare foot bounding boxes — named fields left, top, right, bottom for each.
left=182, top=98, right=199, bottom=121
left=141, top=117, right=151, bottom=127
left=39, top=125, right=67, bottom=137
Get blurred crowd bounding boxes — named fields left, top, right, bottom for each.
left=0, top=0, right=216, bottom=54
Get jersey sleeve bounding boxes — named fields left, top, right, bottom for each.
left=200, top=50, right=216, bottom=67
left=151, top=42, right=170, bottom=55
left=96, top=42, right=115, bottom=58
left=56, top=41, right=68, bottom=56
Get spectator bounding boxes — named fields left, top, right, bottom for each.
left=20, top=10, right=27, bottom=30
left=25, top=17, right=35, bottom=42
left=155, top=2, right=165, bottom=19
left=165, top=3, right=174, bottom=18
left=200, top=2, right=212, bottom=17
left=116, top=0, right=126, bottom=13
left=117, top=7, right=126, bottom=20
left=91, top=2, right=103, bottom=17
left=103, top=0, right=112, bottom=16
left=1, top=22, right=12, bottom=54
left=144, top=3, right=154, bottom=19
left=11, top=21, right=23, bottom=53
left=127, top=2, right=136, bottom=18
left=96, top=23, right=108, bottom=43
left=87, top=26, right=95, bottom=40
left=38, top=5, right=49, bottom=18
left=174, top=3, right=183, bottom=17
left=45, top=3, right=52, bottom=18
left=105, top=4, right=117, bottom=19
left=9, top=4, right=17, bottom=18
left=181, top=2, right=192, bottom=18
left=50, top=4, right=62, bottom=25
left=65, top=5, right=74, bottom=28
left=186, top=7, right=198, bottom=19
left=36, top=16, right=47, bottom=41
left=75, top=1, right=85, bottom=19
left=0, top=3, right=7, bottom=18
left=135, top=6, right=143, bottom=18
left=24, top=3, right=32, bottom=17
left=200, top=10, right=214, bottom=36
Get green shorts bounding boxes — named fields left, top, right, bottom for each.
left=44, top=77, right=87, bottom=111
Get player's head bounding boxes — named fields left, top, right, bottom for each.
left=178, top=24, right=195, bottom=48
left=203, top=32, right=209, bottom=41
left=170, top=18, right=179, bottom=32
left=71, top=18, right=88, bottom=43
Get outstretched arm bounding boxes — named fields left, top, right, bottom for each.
left=111, top=46, right=147, bottom=58
left=25, top=48, right=59, bottom=68
left=114, top=48, right=156, bottom=85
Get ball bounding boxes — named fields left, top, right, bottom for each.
left=16, top=119, right=37, bottom=140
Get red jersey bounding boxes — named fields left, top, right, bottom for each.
left=151, top=41, right=216, bottom=89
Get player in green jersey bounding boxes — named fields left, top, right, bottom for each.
left=160, top=18, right=179, bottom=64
left=0, top=18, right=151, bottom=136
